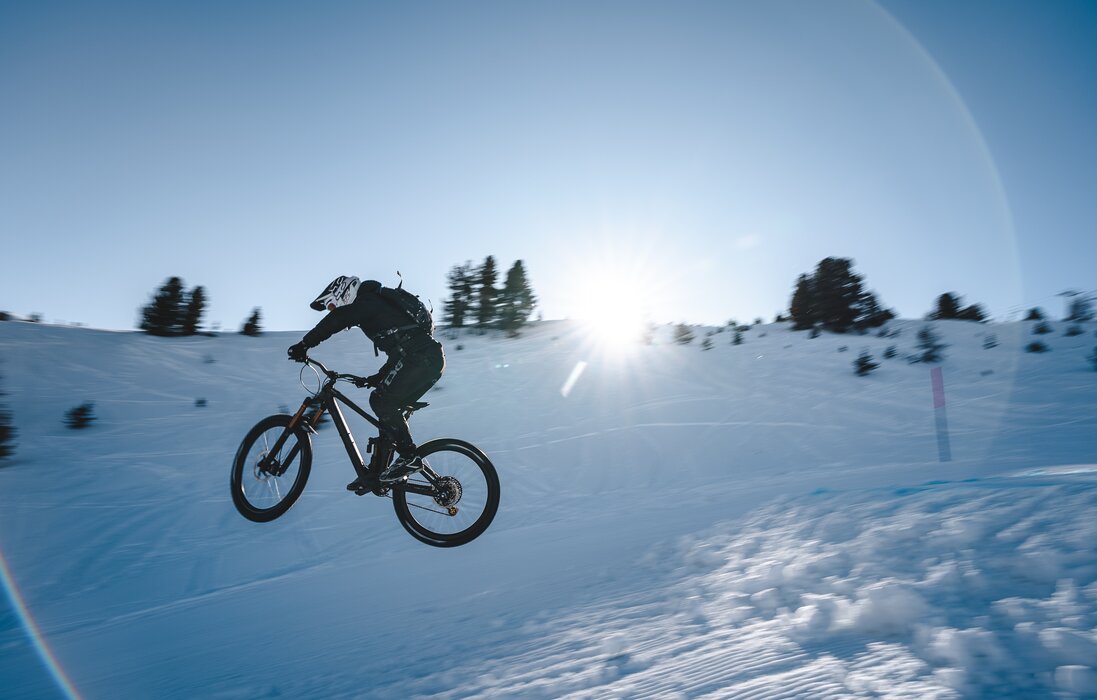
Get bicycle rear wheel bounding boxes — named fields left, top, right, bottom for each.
left=231, top=414, right=312, bottom=522
left=392, top=438, right=499, bottom=547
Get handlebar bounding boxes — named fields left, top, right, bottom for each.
left=302, top=356, right=367, bottom=385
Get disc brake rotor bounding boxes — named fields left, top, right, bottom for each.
left=432, top=476, right=463, bottom=508
left=253, top=451, right=273, bottom=480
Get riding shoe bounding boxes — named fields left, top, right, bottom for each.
left=378, top=455, right=424, bottom=483
left=346, top=473, right=380, bottom=495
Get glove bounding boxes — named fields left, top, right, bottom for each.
left=287, top=342, right=309, bottom=362
left=353, top=372, right=382, bottom=389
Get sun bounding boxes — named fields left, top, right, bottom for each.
left=572, top=269, right=652, bottom=354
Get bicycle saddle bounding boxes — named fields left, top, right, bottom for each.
left=405, top=401, right=430, bottom=411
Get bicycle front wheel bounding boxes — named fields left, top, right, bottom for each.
left=392, top=438, right=500, bottom=547
left=231, top=414, right=312, bottom=522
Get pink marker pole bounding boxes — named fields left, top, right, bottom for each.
left=930, top=366, right=951, bottom=462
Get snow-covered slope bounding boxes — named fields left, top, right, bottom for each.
left=1, top=319, right=1095, bottom=698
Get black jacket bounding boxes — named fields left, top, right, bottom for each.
left=301, top=280, right=432, bottom=357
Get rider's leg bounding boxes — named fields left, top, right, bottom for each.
left=369, top=345, right=445, bottom=457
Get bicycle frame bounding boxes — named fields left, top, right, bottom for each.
left=266, top=359, right=441, bottom=497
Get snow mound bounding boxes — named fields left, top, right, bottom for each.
left=396, top=480, right=1097, bottom=699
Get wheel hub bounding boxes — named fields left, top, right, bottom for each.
left=433, top=476, right=462, bottom=508
left=254, top=451, right=278, bottom=479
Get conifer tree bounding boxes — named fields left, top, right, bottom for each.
left=474, top=256, right=498, bottom=329
left=139, top=277, right=186, bottom=336
left=497, top=260, right=537, bottom=337
left=957, top=304, right=987, bottom=322
left=789, top=274, right=815, bottom=330
left=929, top=293, right=962, bottom=320
left=181, top=285, right=207, bottom=335
left=929, top=292, right=986, bottom=322
left=812, top=258, right=865, bottom=332
left=855, top=290, right=894, bottom=331
left=1024, top=307, right=1045, bottom=321
left=443, top=262, right=475, bottom=328
left=789, top=258, right=890, bottom=333
left=240, top=308, right=262, bottom=336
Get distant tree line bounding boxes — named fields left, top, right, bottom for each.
left=782, top=257, right=1064, bottom=334
left=138, top=277, right=263, bottom=337
left=443, top=256, right=537, bottom=336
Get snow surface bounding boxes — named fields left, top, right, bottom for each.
left=1, top=318, right=1095, bottom=698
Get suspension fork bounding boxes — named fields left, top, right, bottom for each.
left=262, top=398, right=316, bottom=476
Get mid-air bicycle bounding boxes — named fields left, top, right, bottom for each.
left=230, top=356, right=499, bottom=547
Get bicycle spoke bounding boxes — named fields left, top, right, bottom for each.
left=406, top=500, right=452, bottom=517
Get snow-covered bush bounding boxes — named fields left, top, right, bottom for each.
left=195, top=398, right=207, bottom=408
left=240, top=308, right=262, bottom=337
left=64, top=402, right=96, bottom=429
left=1033, top=321, right=1053, bottom=335
left=1026, top=341, right=1050, bottom=354
left=883, top=345, right=897, bottom=359
left=732, top=330, right=743, bottom=346
left=673, top=324, right=694, bottom=345
left=854, top=351, right=879, bottom=376
left=0, top=370, right=14, bottom=461
left=701, top=337, right=713, bottom=351
left=1064, top=325, right=1083, bottom=337
left=916, top=325, right=947, bottom=363
left=983, top=333, right=998, bottom=349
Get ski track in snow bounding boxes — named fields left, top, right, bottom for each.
left=1, top=319, right=1096, bottom=699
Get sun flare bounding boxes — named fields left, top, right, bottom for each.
left=572, top=270, right=652, bottom=353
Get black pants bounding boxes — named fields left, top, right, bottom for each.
left=369, top=341, right=445, bottom=454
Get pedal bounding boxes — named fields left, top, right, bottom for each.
left=348, top=474, right=379, bottom=495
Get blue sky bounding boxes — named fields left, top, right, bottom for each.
left=2, top=0, right=1094, bottom=331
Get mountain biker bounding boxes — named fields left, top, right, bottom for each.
left=286, top=276, right=444, bottom=491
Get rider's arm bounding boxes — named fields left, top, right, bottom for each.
left=301, top=306, right=358, bottom=348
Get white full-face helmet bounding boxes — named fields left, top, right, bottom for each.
left=310, top=275, right=360, bottom=312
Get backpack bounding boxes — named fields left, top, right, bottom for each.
left=377, top=285, right=434, bottom=337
